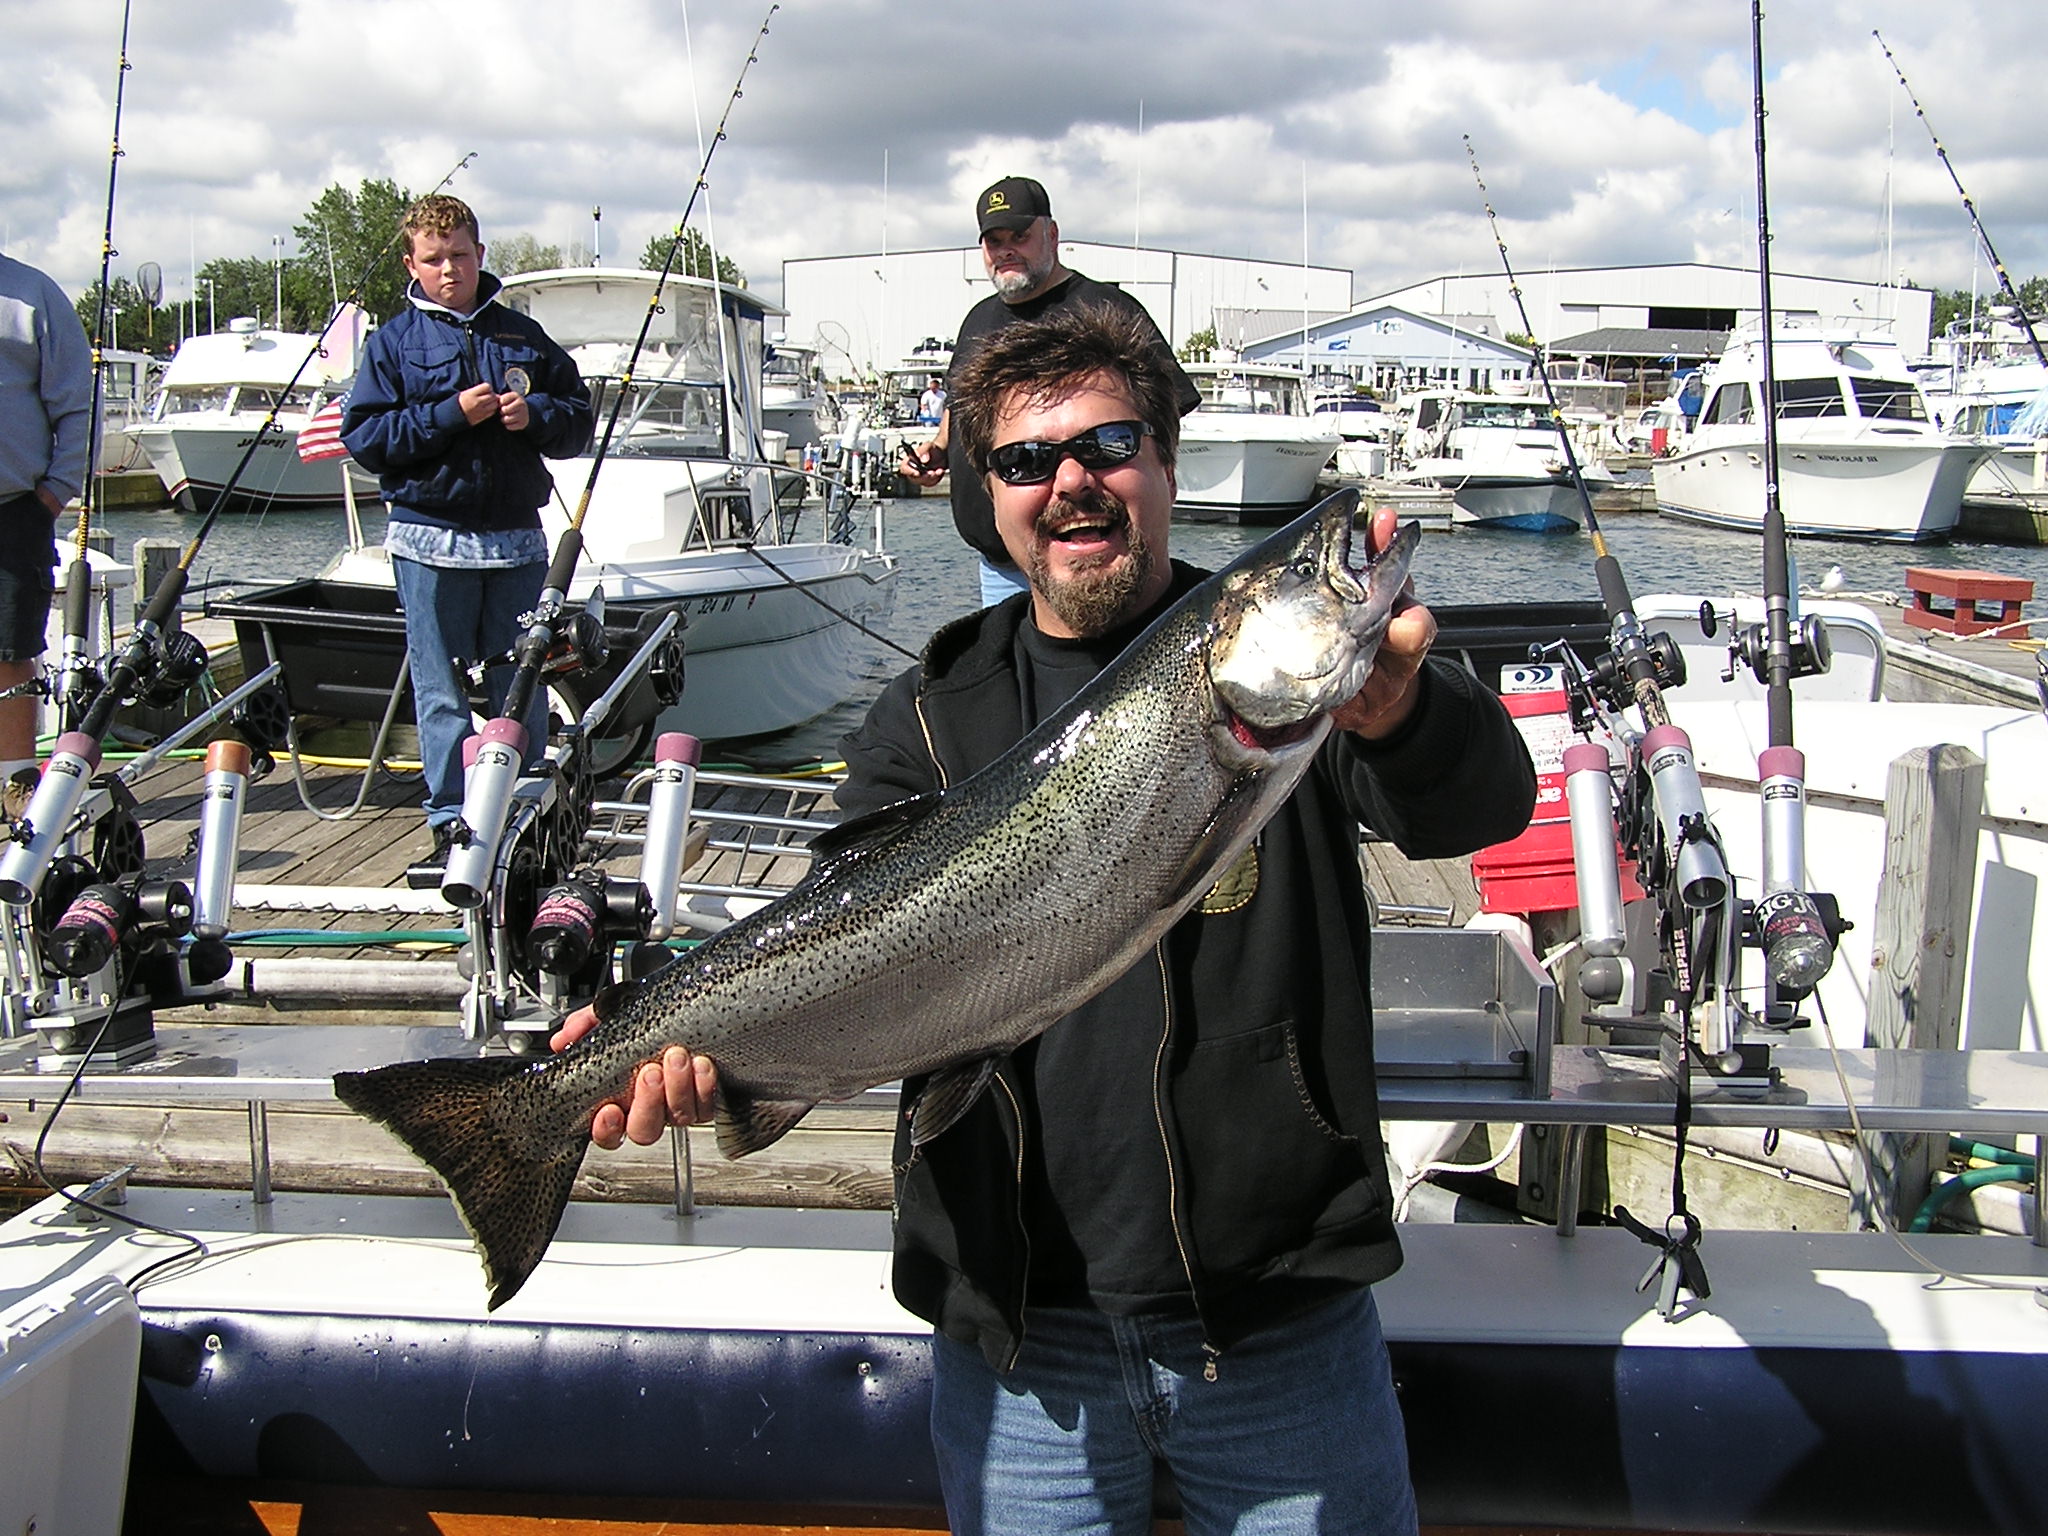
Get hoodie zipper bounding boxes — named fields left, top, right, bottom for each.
left=1149, top=943, right=1222, bottom=1380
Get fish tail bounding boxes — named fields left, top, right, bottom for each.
left=334, top=1056, right=583, bottom=1311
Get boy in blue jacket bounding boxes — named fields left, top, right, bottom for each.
left=342, top=195, right=593, bottom=862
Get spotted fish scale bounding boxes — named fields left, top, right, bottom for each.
left=334, top=488, right=1418, bottom=1308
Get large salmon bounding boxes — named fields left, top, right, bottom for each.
left=335, top=488, right=1420, bottom=1308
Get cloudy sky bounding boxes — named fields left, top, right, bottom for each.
left=5, top=0, right=2045, bottom=319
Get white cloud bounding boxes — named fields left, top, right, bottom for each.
left=3, top=0, right=2042, bottom=317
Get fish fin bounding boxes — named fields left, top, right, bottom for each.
left=1157, top=784, right=1265, bottom=911
left=908, top=1057, right=999, bottom=1147
left=807, top=793, right=937, bottom=869
left=334, top=1057, right=584, bottom=1312
left=714, top=1086, right=817, bottom=1159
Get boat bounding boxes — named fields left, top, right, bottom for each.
left=759, top=336, right=841, bottom=458
left=1309, top=388, right=1392, bottom=480
left=314, top=267, right=897, bottom=753
left=1652, top=323, right=1994, bottom=542
left=1173, top=363, right=1341, bottom=523
left=1923, top=356, right=2048, bottom=508
left=4, top=582, right=2048, bottom=1533
left=91, top=346, right=163, bottom=475
left=128, top=317, right=371, bottom=513
left=1385, top=388, right=1614, bottom=532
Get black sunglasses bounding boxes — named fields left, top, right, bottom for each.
left=987, top=420, right=1155, bottom=485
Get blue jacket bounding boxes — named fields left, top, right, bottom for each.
left=341, top=274, right=593, bottom=532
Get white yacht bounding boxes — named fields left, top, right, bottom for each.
left=328, top=268, right=897, bottom=751
left=1652, top=325, right=1992, bottom=542
left=130, top=318, right=367, bottom=512
left=1923, top=356, right=2048, bottom=506
left=1310, top=390, right=1393, bottom=480
left=759, top=338, right=840, bottom=459
left=1386, top=389, right=1612, bottom=532
left=92, top=347, right=163, bottom=475
left=1174, top=364, right=1340, bottom=523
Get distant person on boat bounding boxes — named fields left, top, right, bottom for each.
left=915, top=376, right=946, bottom=424
left=567, top=303, right=1535, bottom=1536
left=899, top=175, right=1199, bottom=606
left=0, top=248, right=92, bottom=827
left=340, top=195, right=593, bottom=866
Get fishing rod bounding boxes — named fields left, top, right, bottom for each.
left=1, top=152, right=477, bottom=910
left=1873, top=29, right=2047, bottom=370
left=1461, top=135, right=1684, bottom=736
left=1747, top=0, right=1835, bottom=1003
left=443, top=4, right=777, bottom=909
left=59, top=0, right=137, bottom=732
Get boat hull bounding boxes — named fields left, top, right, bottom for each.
left=132, top=417, right=371, bottom=513
left=599, top=548, right=897, bottom=741
left=1435, top=474, right=1584, bottom=533
left=1654, top=430, right=1991, bottom=542
left=1173, top=431, right=1340, bottom=523
left=13, top=1190, right=2041, bottom=1534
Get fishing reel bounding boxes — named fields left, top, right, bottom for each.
left=1696, top=601, right=1833, bottom=690
left=1564, top=626, right=1688, bottom=730
left=525, top=865, right=652, bottom=984
left=140, top=629, right=211, bottom=707
left=541, top=607, right=610, bottom=679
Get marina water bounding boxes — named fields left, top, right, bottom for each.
left=80, top=497, right=2048, bottom=766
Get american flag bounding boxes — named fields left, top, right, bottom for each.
left=297, top=398, right=350, bottom=463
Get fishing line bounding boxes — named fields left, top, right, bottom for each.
left=1873, top=30, right=2047, bottom=369
left=75, top=0, right=135, bottom=566
left=28, top=1013, right=210, bottom=1277
left=742, top=545, right=916, bottom=662
left=1460, top=135, right=1673, bottom=730
left=494, top=4, right=777, bottom=740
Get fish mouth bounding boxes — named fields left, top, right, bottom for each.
left=1222, top=707, right=1322, bottom=754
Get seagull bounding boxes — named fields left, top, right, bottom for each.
left=1819, top=565, right=1846, bottom=593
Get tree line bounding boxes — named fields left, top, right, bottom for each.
left=72, top=179, right=747, bottom=354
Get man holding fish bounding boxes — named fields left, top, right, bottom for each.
left=568, top=304, right=1536, bottom=1532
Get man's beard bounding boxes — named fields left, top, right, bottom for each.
left=992, top=248, right=1055, bottom=299
left=1025, top=490, right=1154, bottom=637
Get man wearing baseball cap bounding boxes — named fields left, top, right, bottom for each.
left=901, top=176, right=1198, bottom=605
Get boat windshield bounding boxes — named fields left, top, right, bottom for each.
left=1454, top=400, right=1560, bottom=432
left=1768, top=378, right=1848, bottom=418
left=588, top=377, right=729, bottom=459
left=1196, top=375, right=1306, bottom=414
left=1848, top=377, right=1928, bottom=422
left=156, top=383, right=313, bottom=415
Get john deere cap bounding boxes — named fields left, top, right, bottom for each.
left=977, top=176, right=1051, bottom=235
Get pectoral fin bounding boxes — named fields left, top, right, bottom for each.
left=1158, top=780, right=1266, bottom=911
left=714, top=1086, right=816, bottom=1159
left=909, top=1057, right=999, bottom=1147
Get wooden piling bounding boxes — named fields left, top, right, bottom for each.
left=1852, top=743, right=1984, bottom=1230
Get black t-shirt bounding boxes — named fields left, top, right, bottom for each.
left=946, top=272, right=1200, bottom=569
left=1011, top=611, right=1190, bottom=1312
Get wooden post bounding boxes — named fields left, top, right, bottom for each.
left=1852, top=743, right=1984, bottom=1231
left=132, top=538, right=184, bottom=639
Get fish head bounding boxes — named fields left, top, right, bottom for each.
left=1206, top=488, right=1421, bottom=760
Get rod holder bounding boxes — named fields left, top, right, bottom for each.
left=0, top=733, right=103, bottom=906
left=442, top=719, right=527, bottom=910
left=640, top=733, right=702, bottom=941
left=191, top=739, right=251, bottom=939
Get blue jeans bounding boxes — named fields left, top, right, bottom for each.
left=979, top=557, right=1031, bottom=608
left=390, top=555, right=548, bottom=829
left=930, top=1289, right=1418, bottom=1536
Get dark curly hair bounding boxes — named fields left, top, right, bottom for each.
left=948, top=302, right=1183, bottom=477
